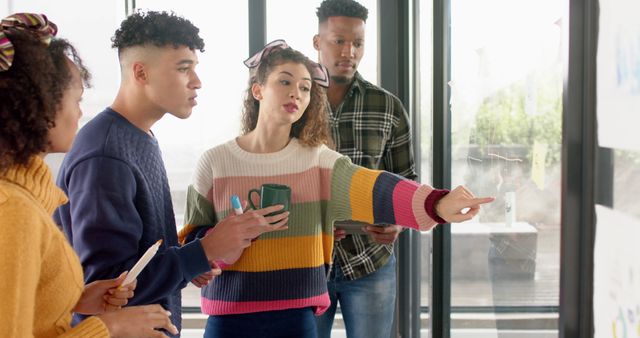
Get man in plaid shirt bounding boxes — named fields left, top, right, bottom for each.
left=313, top=1, right=416, bottom=337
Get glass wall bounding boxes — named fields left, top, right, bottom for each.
left=421, top=0, right=565, bottom=336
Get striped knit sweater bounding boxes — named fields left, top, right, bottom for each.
left=181, top=138, right=441, bottom=316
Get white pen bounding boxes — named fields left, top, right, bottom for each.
left=221, top=195, right=247, bottom=265
left=231, top=195, right=243, bottom=215
left=121, top=239, right=162, bottom=287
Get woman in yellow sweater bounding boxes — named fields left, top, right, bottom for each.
left=0, top=13, right=177, bottom=337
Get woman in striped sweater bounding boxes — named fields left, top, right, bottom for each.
left=181, top=40, right=493, bottom=338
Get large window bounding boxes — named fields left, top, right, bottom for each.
left=453, top=0, right=562, bottom=334
left=421, top=0, right=565, bottom=336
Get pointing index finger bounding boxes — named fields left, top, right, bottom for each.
left=469, top=197, right=495, bottom=205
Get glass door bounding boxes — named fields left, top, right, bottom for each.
left=421, top=0, right=566, bottom=336
left=450, top=0, right=563, bottom=336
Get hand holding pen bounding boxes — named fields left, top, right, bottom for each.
left=218, top=195, right=251, bottom=265
left=190, top=198, right=243, bottom=287
left=79, top=240, right=162, bottom=313
left=74, top=271, right=137, bottom=314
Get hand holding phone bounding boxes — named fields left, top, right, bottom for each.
left=334, top=220, right=390, bottom=236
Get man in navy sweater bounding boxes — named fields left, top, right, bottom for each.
left=54, top=11, right=288, bottom=336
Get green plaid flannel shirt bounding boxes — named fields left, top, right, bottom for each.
left=329, top=73, right=417, bottom=280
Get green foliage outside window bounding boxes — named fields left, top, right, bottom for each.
left=469, top=70, right=563, bottom=169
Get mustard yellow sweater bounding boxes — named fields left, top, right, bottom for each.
left=0, top=157, right=109, bottom=338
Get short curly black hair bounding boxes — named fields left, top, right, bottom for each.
left=112, top=11, right=205, bottom=53
left=316, top=0, right=369, bottom=23
left=0, top=30, right=90, bottom=172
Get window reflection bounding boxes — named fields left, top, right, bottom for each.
left=429, top=0, right=564, bottom=335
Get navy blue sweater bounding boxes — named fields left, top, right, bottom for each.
left=54, top=108, right=210, bottom=336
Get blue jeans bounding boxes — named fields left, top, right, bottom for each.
left=316, top=254, right=396, bottom=338
left=204, top=307, right=317, bottom=338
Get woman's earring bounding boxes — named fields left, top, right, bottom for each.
left=254, top=94, right=262, bottom=100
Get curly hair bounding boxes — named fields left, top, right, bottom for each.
left=112, top=11, right=204, bottom=53
left=241, top=48, right=332, bottom=148
left=0, top=30, right=90, bottom=172
left=50, top=38, right=91, bottom=95
left=316, top=0, right=369, bottom=23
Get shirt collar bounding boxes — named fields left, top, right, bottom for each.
left=348, top=72, right=367, bottom=96
left=329, top=72, right=367, bottom=114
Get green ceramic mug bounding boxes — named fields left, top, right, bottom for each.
left=248, top=183, right=291, bottom=217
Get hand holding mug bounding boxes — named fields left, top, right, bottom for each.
left=248, top=183, right=291, bottom=218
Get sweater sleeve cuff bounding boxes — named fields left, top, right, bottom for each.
left=425, top=189, right=450, bottom=224
left=177, top=239, right=211, bottom=281
left=61, top=316, right=109, bottom=338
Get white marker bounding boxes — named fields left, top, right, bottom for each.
left=231, top=195, right=243, bottom=215
left=121, top=239, right=162, bottom=287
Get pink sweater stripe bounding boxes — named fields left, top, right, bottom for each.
left=201, top=293, right=331, bottom=316
left=392, top=180, right=421, bottom=229
left=413, top=185, right=438, bottom=231
left=207, top=167, right=332, bottom=207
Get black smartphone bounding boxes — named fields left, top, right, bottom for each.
left=334, top=220, right=390, bottom=235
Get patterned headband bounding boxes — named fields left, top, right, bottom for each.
left=244, top=39, right=330, bottom=88
left=0, top=13, right=58, bottom=72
